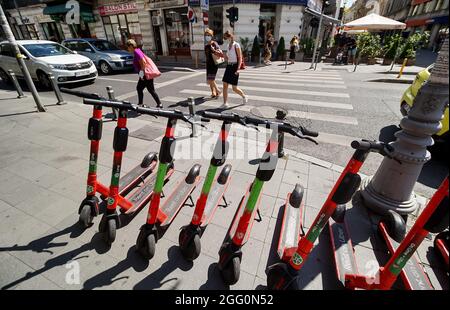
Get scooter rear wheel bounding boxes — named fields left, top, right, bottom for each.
left=179, top=231, right=201, bottom=261
left=137, top=230, right=156, bottom=260
left=267, top=263, right=299, bottom=290
left=381, top=210, right=406, bottom=243
left=79, top=204, right=94, bottom=228
left=220, top=256, right=240, bottom=285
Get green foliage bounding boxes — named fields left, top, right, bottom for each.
left=383, top=34, right=403, bottom=59
left=399, top=33, right=430, bottom=59
left=239, top=37, right=251, bottom=55
left=276, top=36, right=286, bottom=60
left=300, top=37, right=315, bottom=56
left=251, top=35, right=260, bottom=58
left=357, top=32, right=382, bottom=58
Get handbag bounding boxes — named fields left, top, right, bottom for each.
left=142, top=54, right=161, bottom=79
left=235, top=44, right=246, bottom=70
left=212, top=53, right=225, bottom=65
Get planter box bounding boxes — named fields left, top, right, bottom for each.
left=382, top=58, right=393, bottom=65
left=396, top=58, right=416, bottom=66
left=367, top=58, right=377, bottom=65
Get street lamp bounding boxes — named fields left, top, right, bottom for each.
left=310, top=1, right=330, bottom=70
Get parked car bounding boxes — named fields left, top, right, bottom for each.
left=62, top=38, right=134, bottom=74
left=0, top=40, right=97, bottom=88
left=400, top=64, right=449, bottom=147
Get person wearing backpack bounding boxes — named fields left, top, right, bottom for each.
left=127, top=39, right=162, bottom=108
left=289, top=36, right=299, bottom=65
left=221, top=30, right=248, bottom=108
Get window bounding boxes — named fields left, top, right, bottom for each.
left=40, top=22, right=65, bottom=42
left=0, top=44, right=14, bottom=57
left=425, top=0, right=437, bottom=13
left=102, top=13, right=142, bottom=48
left=22, top=43, right=71, bottom=58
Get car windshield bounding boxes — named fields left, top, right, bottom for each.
left=22, top=43, right=71, bottom=57
left=90, top=40, right=119, bottom=51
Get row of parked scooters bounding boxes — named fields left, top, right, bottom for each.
left=61, top=87, right=448, bottom=290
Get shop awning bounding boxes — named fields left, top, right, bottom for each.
left=305, top=7, right=341, bottom=25
left=344, top=13, right=406, bottom=30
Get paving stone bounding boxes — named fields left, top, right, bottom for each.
left=0, top=199, right=12, bottom=214
left=33, top=168, right=74, bottom=189
left=0, top=252, right=41, bottom=290
left=281, top=170, right=308, bottom=187
left=239, top=237, right=264, bottom=276
left=13, top=273, right=61, bottom=290
left=422, top=265, right=449, bottom=290
left=48, top=174, right=86, bottom=202
left=305, top=189, right=328, bottom=210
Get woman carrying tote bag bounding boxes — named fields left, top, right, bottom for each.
left=204, top=28, right=223, bottom=99
left=127, top=39, right=162, bottom=108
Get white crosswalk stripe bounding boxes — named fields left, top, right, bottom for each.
left=161, top=96, right=358, bottom=125
left=238, top=79, right=347, bottom=89
left=180, top=89, right=353, bottom=110
left=195, top=83, right=349, bottom=98
left=171, top=68, right=361, bottom=147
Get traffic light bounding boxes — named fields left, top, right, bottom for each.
left=226, top=7, right=239, bottom=26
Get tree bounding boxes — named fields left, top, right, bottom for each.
left=276, top=36, right=286, bottom=60
left=251, top=35, right=260, bottom=62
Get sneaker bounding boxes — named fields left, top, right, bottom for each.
left=220, top=103, right=229, bottom=108
left=242, top=96, right=248, bottom=105
left=156, top=104, right=163, bottom=108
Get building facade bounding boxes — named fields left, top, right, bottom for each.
left=405, top=0, right=449, bottom=48
left=1, top=0, right=343, bottom=60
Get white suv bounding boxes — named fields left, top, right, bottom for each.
left=0, top=40, right=98, bottom=89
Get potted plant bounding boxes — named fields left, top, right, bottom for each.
left=357, top=32, right=381, bottom=65
left=276, top=36, right=286, bottom=60
left=251, top=35, right=261, bottom=63
left=239, top=37, right=251, bottom=62
left=300, top=37, right=314, bottom=61
left=396, top=33, right=429, bottom=66
left=382, top=34, right=403, bottom=65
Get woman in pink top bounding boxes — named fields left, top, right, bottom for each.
left=126, top=39, right=162, bottom=108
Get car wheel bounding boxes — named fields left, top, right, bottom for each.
left=37, top=71, right=52, bottom=90
left=0, top=68, right=12, bottom=84
left=99, top=61, right=112, bottom=75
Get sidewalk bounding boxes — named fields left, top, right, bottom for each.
left=0, top=90, right=447, bottom=290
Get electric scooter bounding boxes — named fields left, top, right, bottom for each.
left=178, top=111, right=253, bottom=261
left=218, top=116, right=318, bottom=285
left=61, top=88, right=158, bottom=228
left=266, top=140, right=400, bottom=290
left=82, top=98, right=177, bottom=245
left=344, top=176, right=448, bottom=290
left=133, top=105, right=210, bottom=260
left=434, top=229, right=449, bottom=270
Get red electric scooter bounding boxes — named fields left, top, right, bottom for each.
left=178, top=111, right=254, bottom=261
left=217, top=116, right=318, bottom=285
left=61, top=88, right=158, bottom=228
left=344, top=176, right=448, bottom=290
left=434, top=229, right=449, bottom=270
left=267, top=140, right=401, bottom=289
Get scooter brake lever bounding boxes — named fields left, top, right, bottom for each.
left=292, top=129, right=318, bottom=145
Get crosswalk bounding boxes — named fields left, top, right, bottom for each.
left=159, top=67, right=359, bottom=147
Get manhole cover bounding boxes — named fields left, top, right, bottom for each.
left=250, top=106, right=288, bottom=120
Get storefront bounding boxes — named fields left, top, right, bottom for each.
left=98, top=2, right=142, bottom=48
left=147, top=0, right=191, bottom=56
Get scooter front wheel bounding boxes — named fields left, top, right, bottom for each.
left=179, top=228, right=201, bottom=261
left=220, top=256, right=240, bottom=285
left=380, top=210, right=406, bottom=243
left=103, top=218, right=116, bottom=245
left=137, top=230, right=156, bottom=260
left=79, top=204, right=94, bottom=228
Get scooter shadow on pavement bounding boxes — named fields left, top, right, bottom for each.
left=168, top=96, right=207, bottom=109
left=133, top=246, right=194, bottom=290
left=257, top=204, right=342, bottom=290
left=1, top=229, right=111, bottom=290
left=82, top=246, right=150, bottom=290
left=198, top=263, right=231, bottom=290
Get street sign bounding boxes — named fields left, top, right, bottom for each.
left=187, top=6, right=195, bottom=23
left=203, top=11, right=209, bottom=25
left=200, top=0, right=209, bottom=11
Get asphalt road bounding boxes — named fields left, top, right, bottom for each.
left=1, top=62, right=447, bottom=197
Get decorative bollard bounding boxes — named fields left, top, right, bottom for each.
left=7, top=69, right=25, bottom=98
left=276, top=110, right=287, bottom=158
left=106, top=86, right=118, bottom=120
left=48, top=73, right=66, bottom=105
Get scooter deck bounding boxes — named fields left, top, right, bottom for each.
left=329, top=217, right=358, bottom=285
left=277, top=193, right=304, bottom=261
left=119, top=160, right=157, bottom=195
left=124, top=167, right=174, bottom=215
left=200, top=176, right=231, bottom=228
left=379, top=222, right=434, bottom=290
left=227, top=184, right=262, bottom=244
left=157, top=174, right=201, bottom=226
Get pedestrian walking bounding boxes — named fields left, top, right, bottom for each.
left=204, top=28, right=222, bottom=99
left=127, top=39, right=162, bottom=108
left=289, top=36, right=299, bottom=64
left=221, top=30, right=248, bottom=108
left=264, top=31, right=275, bottom=65
left=346, top=36, right=357, bottom=65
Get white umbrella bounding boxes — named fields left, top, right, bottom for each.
left=344, top=13, right=406, bottom=31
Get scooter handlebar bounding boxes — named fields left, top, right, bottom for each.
left=351, top=140, right=400, bottom=163
left=60, top=88, right=104, bottom=100
left=83, top=98, right=134, bottom=109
